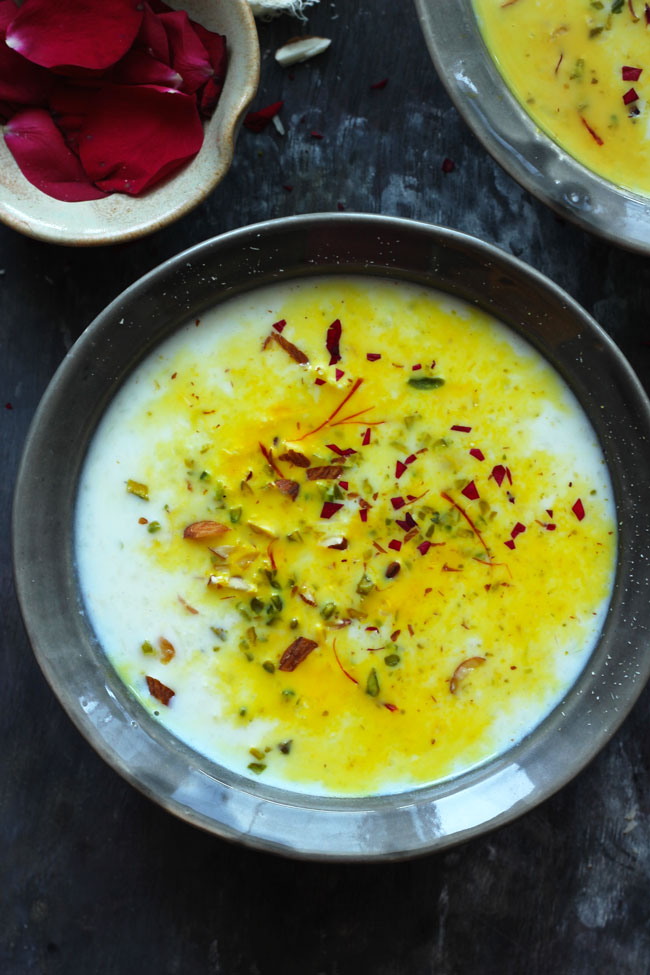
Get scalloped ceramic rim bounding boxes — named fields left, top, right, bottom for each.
left=413, top=0, right=650, bottom=255
left=12, top=214, right=650, bottom=860
left=0, top=0, right=260, bottom=246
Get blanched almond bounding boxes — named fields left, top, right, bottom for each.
left=275, top=36, right=331, bottom=67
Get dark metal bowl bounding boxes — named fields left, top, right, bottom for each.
left=414, top=0, right=650, bottom=254
left=12, top=214, right=650, bottom=859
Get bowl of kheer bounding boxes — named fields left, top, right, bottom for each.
left=415, top=0, right=650, bottom=254
left=13, top=214, right=650, bottom=859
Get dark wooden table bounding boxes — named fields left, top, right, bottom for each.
left=3, top=2, right=650, bottom=972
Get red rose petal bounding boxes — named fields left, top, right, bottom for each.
left=0, top=1, right=17, bottom=30
left=198, top=75, right=222, bottom=118
left=4, top=107, right=107, bottom=201
left=366, top=353, right=381, bottom=361
left=395, top=460, right=407, bottom=479
left=6, top=0, right=143, bottom=71
left=504, top=539, right=516, bottom=550
left=390, top=496, right=405, bottom=510
left=388, top=539, right=402, bottom=552
left=451, top=424, right=472, bottom=433
left=0, top=100, right=17, bottom=124
left=135, top=2, right=170, bottom=65
left=192, top=21, right=227, bottom=80
left=511, top=522, right=526, bottom=538
left=622, top=65, right=642, bottom=81
left=469, top=448, right=485, bottom=461
left=111, top=50, right=182, bottom=89
left=0, top=1, right=52, bottom=108
left=418, top=540, right=432, bottom=555
left=623, top=87, right=638, bottom=105
left=362, top=428, right=371, bottom=446
left=48, top=82, right=98, bottom=154
left=158, top=10, right=212, bottom=94
left=79, top=84, right=203, bottom=195
left=244, top=100, right=283, bottom=133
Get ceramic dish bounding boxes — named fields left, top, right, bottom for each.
left=0, top=0, right=259, bottom=247
left=414, top=0, right=650, bottom=254
left=13, top=214, right=650, bottom=860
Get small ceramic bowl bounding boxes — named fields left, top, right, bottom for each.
left=13, top=214, right=650, bottom=860
left=0, top=0, right=259, bottom=246
left=414, top=0, right=650, bottom=254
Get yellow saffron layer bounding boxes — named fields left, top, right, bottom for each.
left=77, top=278, right=616, bottom=796
left=473, top=0, right=650, bottom=196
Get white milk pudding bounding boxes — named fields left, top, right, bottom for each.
left=75, top=276, right=617, bottom=796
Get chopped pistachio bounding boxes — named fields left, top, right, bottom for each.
left=262, top=660, right=275, bottom=673
left=249, top=747, right=264, bottom=760
left=365, top=668, right=380, bottom=697
left=248, top=762, right=266, bottom=774
left=126, top=479, right=149, bottom=500
left=384, top=653, right=401, bottom=667
left=211, top=626, right=227, bottom=641
left=320, top=601, right=337, bottom=620
left=147, top=521, right=161, bottom=533
left=141, top=640, right=154, bottom=655
left=229, top=506, right=242, bottom=524
left=407, top=376, right=445, bottom=390
left=356, top=572, right=375, bottom=596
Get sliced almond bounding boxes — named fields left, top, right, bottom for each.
left=183, top=520, right=230, bottom=540
left=248, top=522, right=277, bottom=538
left=207, top=574, right=256, bottom=592
left=449, top=656, right=486, bottom=694
left=275, top=35, right=331, bottom=67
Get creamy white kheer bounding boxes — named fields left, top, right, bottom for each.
left=75, top=276, right=616, bottom=796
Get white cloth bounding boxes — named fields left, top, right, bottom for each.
left=248, top=0, right=319, bottom=19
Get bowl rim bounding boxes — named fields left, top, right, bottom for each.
left=0, top=0, right=260, bottom=247
left=12, top=212, right=650, bottom=860
left=413, top=0, right=650, bottom=255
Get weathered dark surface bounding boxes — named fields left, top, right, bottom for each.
left=2, top=2, right=650, bottom=972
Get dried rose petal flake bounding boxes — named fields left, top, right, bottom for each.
left=244, top=100, right=283, bottom=133
left=326, top=318, right=342, bottom=365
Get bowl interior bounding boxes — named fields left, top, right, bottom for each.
left=0, top=0, right=260, bottom=246
left=13, top=214, right=650, bottom=859
left=413, top=0, right=650, bottom=254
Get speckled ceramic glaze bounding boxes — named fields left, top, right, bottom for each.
left=414, top=0, right=650, bottom=254
left=0, top=0, right=260, bottom=246
left=13, top=215, right=650, bottom=859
